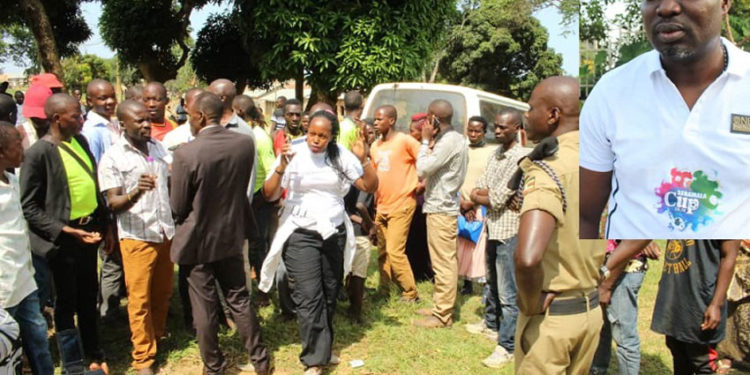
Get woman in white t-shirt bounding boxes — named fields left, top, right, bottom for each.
left=260, top=110, right=377, bottom=375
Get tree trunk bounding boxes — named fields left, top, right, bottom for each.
left=19, top=0, right=64, bottom=83
left=138, top=59, right=177, bottom=83
left=304, top=86, right=338, bottom=112
left=295, top=67, right=304, bottom=102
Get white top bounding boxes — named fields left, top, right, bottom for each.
left=258, top=142, right=363, bottom=292
left=0, top=172, right=37, bottom=309
left=98, top=136, right=175, bottom=243
left=580, top=38, right=750, bottom=239
left=162, top=124, right=193, bottom=153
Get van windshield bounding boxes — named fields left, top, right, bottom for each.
left=364, top=89, right=467, bottom=134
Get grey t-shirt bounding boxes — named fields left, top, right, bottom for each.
left=417, top=129, right=468, bottom=215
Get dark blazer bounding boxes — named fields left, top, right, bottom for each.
left=20, top=134, right=109, bottom=259
left=170, top=125, right=257, bottom=265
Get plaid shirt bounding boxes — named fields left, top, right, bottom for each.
left=475, top=143, right=528, bottom=240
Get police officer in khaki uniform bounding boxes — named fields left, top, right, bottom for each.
left=512, top=76, right=606, bottom=374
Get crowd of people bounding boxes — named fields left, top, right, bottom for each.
left=2, top=4, right=750, bottom=372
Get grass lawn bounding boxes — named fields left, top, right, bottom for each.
left=87, top=242, right=749, bottom=374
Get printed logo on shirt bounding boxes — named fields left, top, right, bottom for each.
left=662, top=239, right=694, bottom=274
left=654, top=168, right=722, bottom=232
left=375, top=150, right=392, bottom=172
left=730, top=114, right=750, bottom=134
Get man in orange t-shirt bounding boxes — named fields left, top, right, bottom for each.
left=143, top=82, right=176, bottom=141
left=370, top=104, right=421, bottom=302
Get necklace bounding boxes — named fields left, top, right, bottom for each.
left=721, top=43, right=728, bottom=72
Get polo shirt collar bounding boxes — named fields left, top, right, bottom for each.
left=117, top=134, right=165, bottom=160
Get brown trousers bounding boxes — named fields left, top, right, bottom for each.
left=375, top=199, right=418, bottom=299
left=426, top=213, right=458, bottom=324
left=120, top=238, right=174, bottom=369
left=515, top=302, right=602, bottom=374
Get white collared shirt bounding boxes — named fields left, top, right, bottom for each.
left=0, top=172, right=37, bottom=308
left=98, top=136, right=175, bottom=243
left=581, top=38, right=750, bottom=239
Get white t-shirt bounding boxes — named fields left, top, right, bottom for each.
left=269, top=141, right=363, bottom=231
left=0, top=172, right=37, bottom=309
left=580, top=38, right=750, bottom=239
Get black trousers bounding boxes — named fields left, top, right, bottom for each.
left=249, top=190, right=273, bottom=274
left=283, top=226, right=346, bottom=367
left=666, top=335, right=719, bottom=375
left=184, top=254, right=269, bottom=374
left=49, top=222, right=104, bottom=362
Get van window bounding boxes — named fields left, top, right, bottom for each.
left=364, top=89, right=467, bottom=134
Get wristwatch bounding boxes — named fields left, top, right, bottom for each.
left=599, top=265, right=611, bottom=281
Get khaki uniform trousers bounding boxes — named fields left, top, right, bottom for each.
left=425, top=213, right=458, bottom=324
left=375, top=200, right=418, bottom=299
left=515, top=303, right=602, bottom=374
left=120, top=238, right=174, bottom=369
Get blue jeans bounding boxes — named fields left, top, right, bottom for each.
left=590, top=271, right=645, bottom=375
left=6, top=290, right=54, bottom=375
left=31, top=254, right=53, bottom=308
left=484, top=237, right=518, bottom=352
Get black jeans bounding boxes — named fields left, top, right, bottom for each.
left=666, top=335, right=719, bottom=375
left=249, top=190, right=273, bottom=274
left=283, top=225, right=346, bottom=367
left=49, top=222, right=104, bottom=362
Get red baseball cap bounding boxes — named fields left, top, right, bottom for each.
left=30, top=73, right=63, bottom=89
left=23, top=84, right=53, bottom=119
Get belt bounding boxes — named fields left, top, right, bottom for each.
left=547, top=290, right=598, bottom=316
left=69, top=215, right=94, bottom=226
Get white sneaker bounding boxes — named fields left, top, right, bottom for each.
left=304, top=366, right=323, bottom=375
left=482, top=346, right=513, bottom=368
left=465, top=321, right=498, bottom=342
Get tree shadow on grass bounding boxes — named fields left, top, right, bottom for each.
left=640, top=352, right=672, bottom=375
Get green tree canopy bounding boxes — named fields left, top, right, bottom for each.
left=0, top=0, right=90, bottom=79
left=191, top=12, right=268, bottom=92
left=233, top=0, right=455, bottom=105
left=99, top=0, right=216, bottom=82
left=438, top=0, right=563, bottom=100
left=61, top=54, right=115, bottom=93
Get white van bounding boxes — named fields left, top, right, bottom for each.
left=362, top=82, right=530, bottom=144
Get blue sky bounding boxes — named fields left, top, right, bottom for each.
left=3, top=2, right=578, bottom=76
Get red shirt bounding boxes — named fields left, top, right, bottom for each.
left=150, top=118, right=177, bottom=141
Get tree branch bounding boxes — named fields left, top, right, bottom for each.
left=724, top=13, right=735, bottom=43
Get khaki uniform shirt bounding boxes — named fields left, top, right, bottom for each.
left=519, top=131, right=605, bottom=293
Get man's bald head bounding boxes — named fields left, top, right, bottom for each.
left=524, top=76, right=580, bottom=141
left=309, top=102, right=334, bottom=114
left=233, top=95, right=258, bottom=122
left=44, top=94, right=79, bottom=120
left=86, top=79, right=114, bottom=98
left=143, top=82, right=167, bottom=100
left=116, top=99, right=147, bottom=121
left=207, top=79, right=236, bottom=110
left=428, top=99, right=453, bottom=124
left=195, top=92, right=224, bottom=123
left=376, top=105, right=397, bottom=120
left=0, top=94, right=17, bottom=123
left=184, top=88, right=203, bottom=112
left=531, top=76, right=579, bottom=118
left=125, top=85, right=144, bottom=101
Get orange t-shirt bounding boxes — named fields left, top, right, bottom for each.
left=150, top=118, right=177, bottom=141
left=370, top=132, right=421, bottom=214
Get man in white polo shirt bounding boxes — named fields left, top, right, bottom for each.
left=580, top=0, right=750, bottom=239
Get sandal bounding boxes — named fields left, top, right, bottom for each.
left=718, top=359, right=732, bottom=375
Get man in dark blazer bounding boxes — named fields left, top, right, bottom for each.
left=171, top=92, right=270, bottom=375
left=20, top=93, right=114, bottom=374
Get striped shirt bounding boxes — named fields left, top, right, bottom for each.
left=98, top=136, right=175, bottom=243
left=475, top=143, right=528, bottom=240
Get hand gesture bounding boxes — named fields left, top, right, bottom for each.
left=421, top=115, right=437, bottom=143
left=351, top=120, right=369, bottom=162
left=64, top=226, right=102, bottom=245
left=280, top=141, right=296, bottom=168
left=137, top=174, right=156, bottom=194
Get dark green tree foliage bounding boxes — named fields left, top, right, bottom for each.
left=61, top=54, right=115, bottom=93
left=0, top=0, right=90, bottom=73
left=191, top=13, right=269, bottom=91
left=234, top=0, right=454, bottom=104
left=438, top=0, right=563, bottom=100
left=100, top=0, right=213, bottom=82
